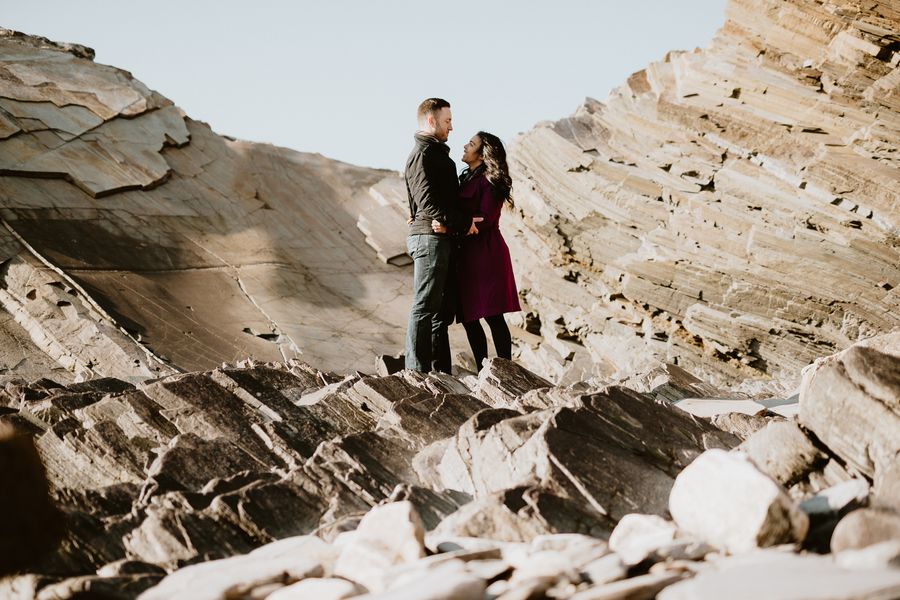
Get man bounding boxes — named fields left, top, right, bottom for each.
left=404, top=98, right=478, bottom=373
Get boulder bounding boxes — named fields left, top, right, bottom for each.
left=738, top=420, right=824, bottom=486
left=430, top=487, right=591, bottom=543
left=607, top=514, right=709, bottom=567
left=333, top=501, right=426, bottom=592
left=873, top=459, right=900, bottom=512
left=799, top=335, right=900, bottom=479
left=669, top=450, right=808, bottom=553
left=439, top=387, right=738, bottom=524
left=831, top=508, right=900, bottom=554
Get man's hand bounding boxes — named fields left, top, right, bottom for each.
left=407, top=215, right=414, bottom=225
left=467, top=217, right=484, bottom=236
left=431, top=219, right=448, bottom=234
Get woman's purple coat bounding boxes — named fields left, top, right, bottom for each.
left=456, top=169, right=521, bottom=323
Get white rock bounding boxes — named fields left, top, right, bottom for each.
left=353, top=561, right=485, bottom=600
left=673, top=398, right=766, bottom=418
left=333, top=501, right=426, bottom=593
left=799, top=478, right=870, bottom=515
left=608, top=513, right=678, bottom=566
left=529, top=533, right=610, bottom=568
left=668, top=449, right=808, bottom=553
left=835, top=540, right=900, bottom=570
left=267, top=577, right=363, bottom=599
left=658, top=550, right=900, bottom=600
left=580, top=553, right=628, bottom=586
left=508, top=550, right=579, bottom=585
left=571, top=571, right=683, bottom=600
left=137, top=553, right=322, bottom=600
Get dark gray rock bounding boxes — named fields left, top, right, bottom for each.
left=440, top=386, right=739, bottom=523
left=474, top=358, right=553, bottom=408
left=379, top=393, right=490, bottom=446
left=147, top=434, right=265, bottom=492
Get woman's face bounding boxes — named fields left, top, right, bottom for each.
left=462, top=135, right=483, bottom=164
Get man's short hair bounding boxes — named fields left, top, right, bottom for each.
left=417, top=98, right=450, bottom=124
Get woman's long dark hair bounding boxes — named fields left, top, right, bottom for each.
left=477, top=131, right=513, bottom=207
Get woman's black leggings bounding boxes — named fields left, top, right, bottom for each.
left=462, top=314, right=512, bottom=371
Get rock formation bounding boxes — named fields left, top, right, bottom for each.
left=0, top=337, right=897, bottom=599
left=0, top=28, right=415, bottom=383
left=1, top=0, right=900, bottom=597
left=506, top=0, right=900, bottom=386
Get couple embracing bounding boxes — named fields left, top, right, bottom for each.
left=404, top=97, right=521, bottom=374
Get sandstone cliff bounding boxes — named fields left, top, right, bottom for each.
left=0, top=29, right=412, bottom=383
left=506, top=0, right=900, bottom=387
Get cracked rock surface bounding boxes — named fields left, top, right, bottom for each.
left=0, top=338, right=896, bottom=599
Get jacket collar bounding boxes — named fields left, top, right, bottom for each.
left=414, top=131, right=450, bottom=153
left=460, top=163, right=485, bottom=184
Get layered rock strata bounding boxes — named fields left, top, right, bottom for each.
left=0, top=28, right=415, bottom=381
left=506, top=0, right=900, bottom=386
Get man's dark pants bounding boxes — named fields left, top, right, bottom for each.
left=405, top=233, right=456, bottom=373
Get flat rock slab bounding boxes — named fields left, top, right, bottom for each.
left=673, top=398, right=766, bottom=418
left=657, top=551, right=900, bottom=600
left=138, top=551, right=322, bottom=600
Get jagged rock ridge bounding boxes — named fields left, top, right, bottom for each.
left=506, top=0, right=900, bottom=387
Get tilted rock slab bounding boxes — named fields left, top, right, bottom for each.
left=799, top=331, right=900, bottom=479
left=437, top=385, right=739, bottom=526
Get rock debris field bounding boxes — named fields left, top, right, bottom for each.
left=1, top=333, right=899, bottom=599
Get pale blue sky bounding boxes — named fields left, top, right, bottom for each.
left=5, top=1, right=728, bottom=171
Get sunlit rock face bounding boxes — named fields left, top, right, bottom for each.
left=506, top=0, right=900, bottom=387
left=0, top=29, right=411, bottom=380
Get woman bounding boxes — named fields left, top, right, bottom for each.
left=434, top=131, right=521, bottom=370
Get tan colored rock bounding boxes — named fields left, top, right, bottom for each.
left=831, top=508, right=900, bottom=554
left=738, top=420, right=824, bottom=486
left=0, top=31, right=415, bottom=380
left=799, top=332, right=900, bottom=479
left=669, top=449, right=808, bottom=553
left=570, top=572, right=684, bottom=600
left=352, top=561, right=485, bottom=600
left=608, top=514, right=677, bottom=566
left=658, top=550, right=900, bottom=600
left=137, top=552, right=322, bottom=600
left=835, top=540, right=900, bottom=570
